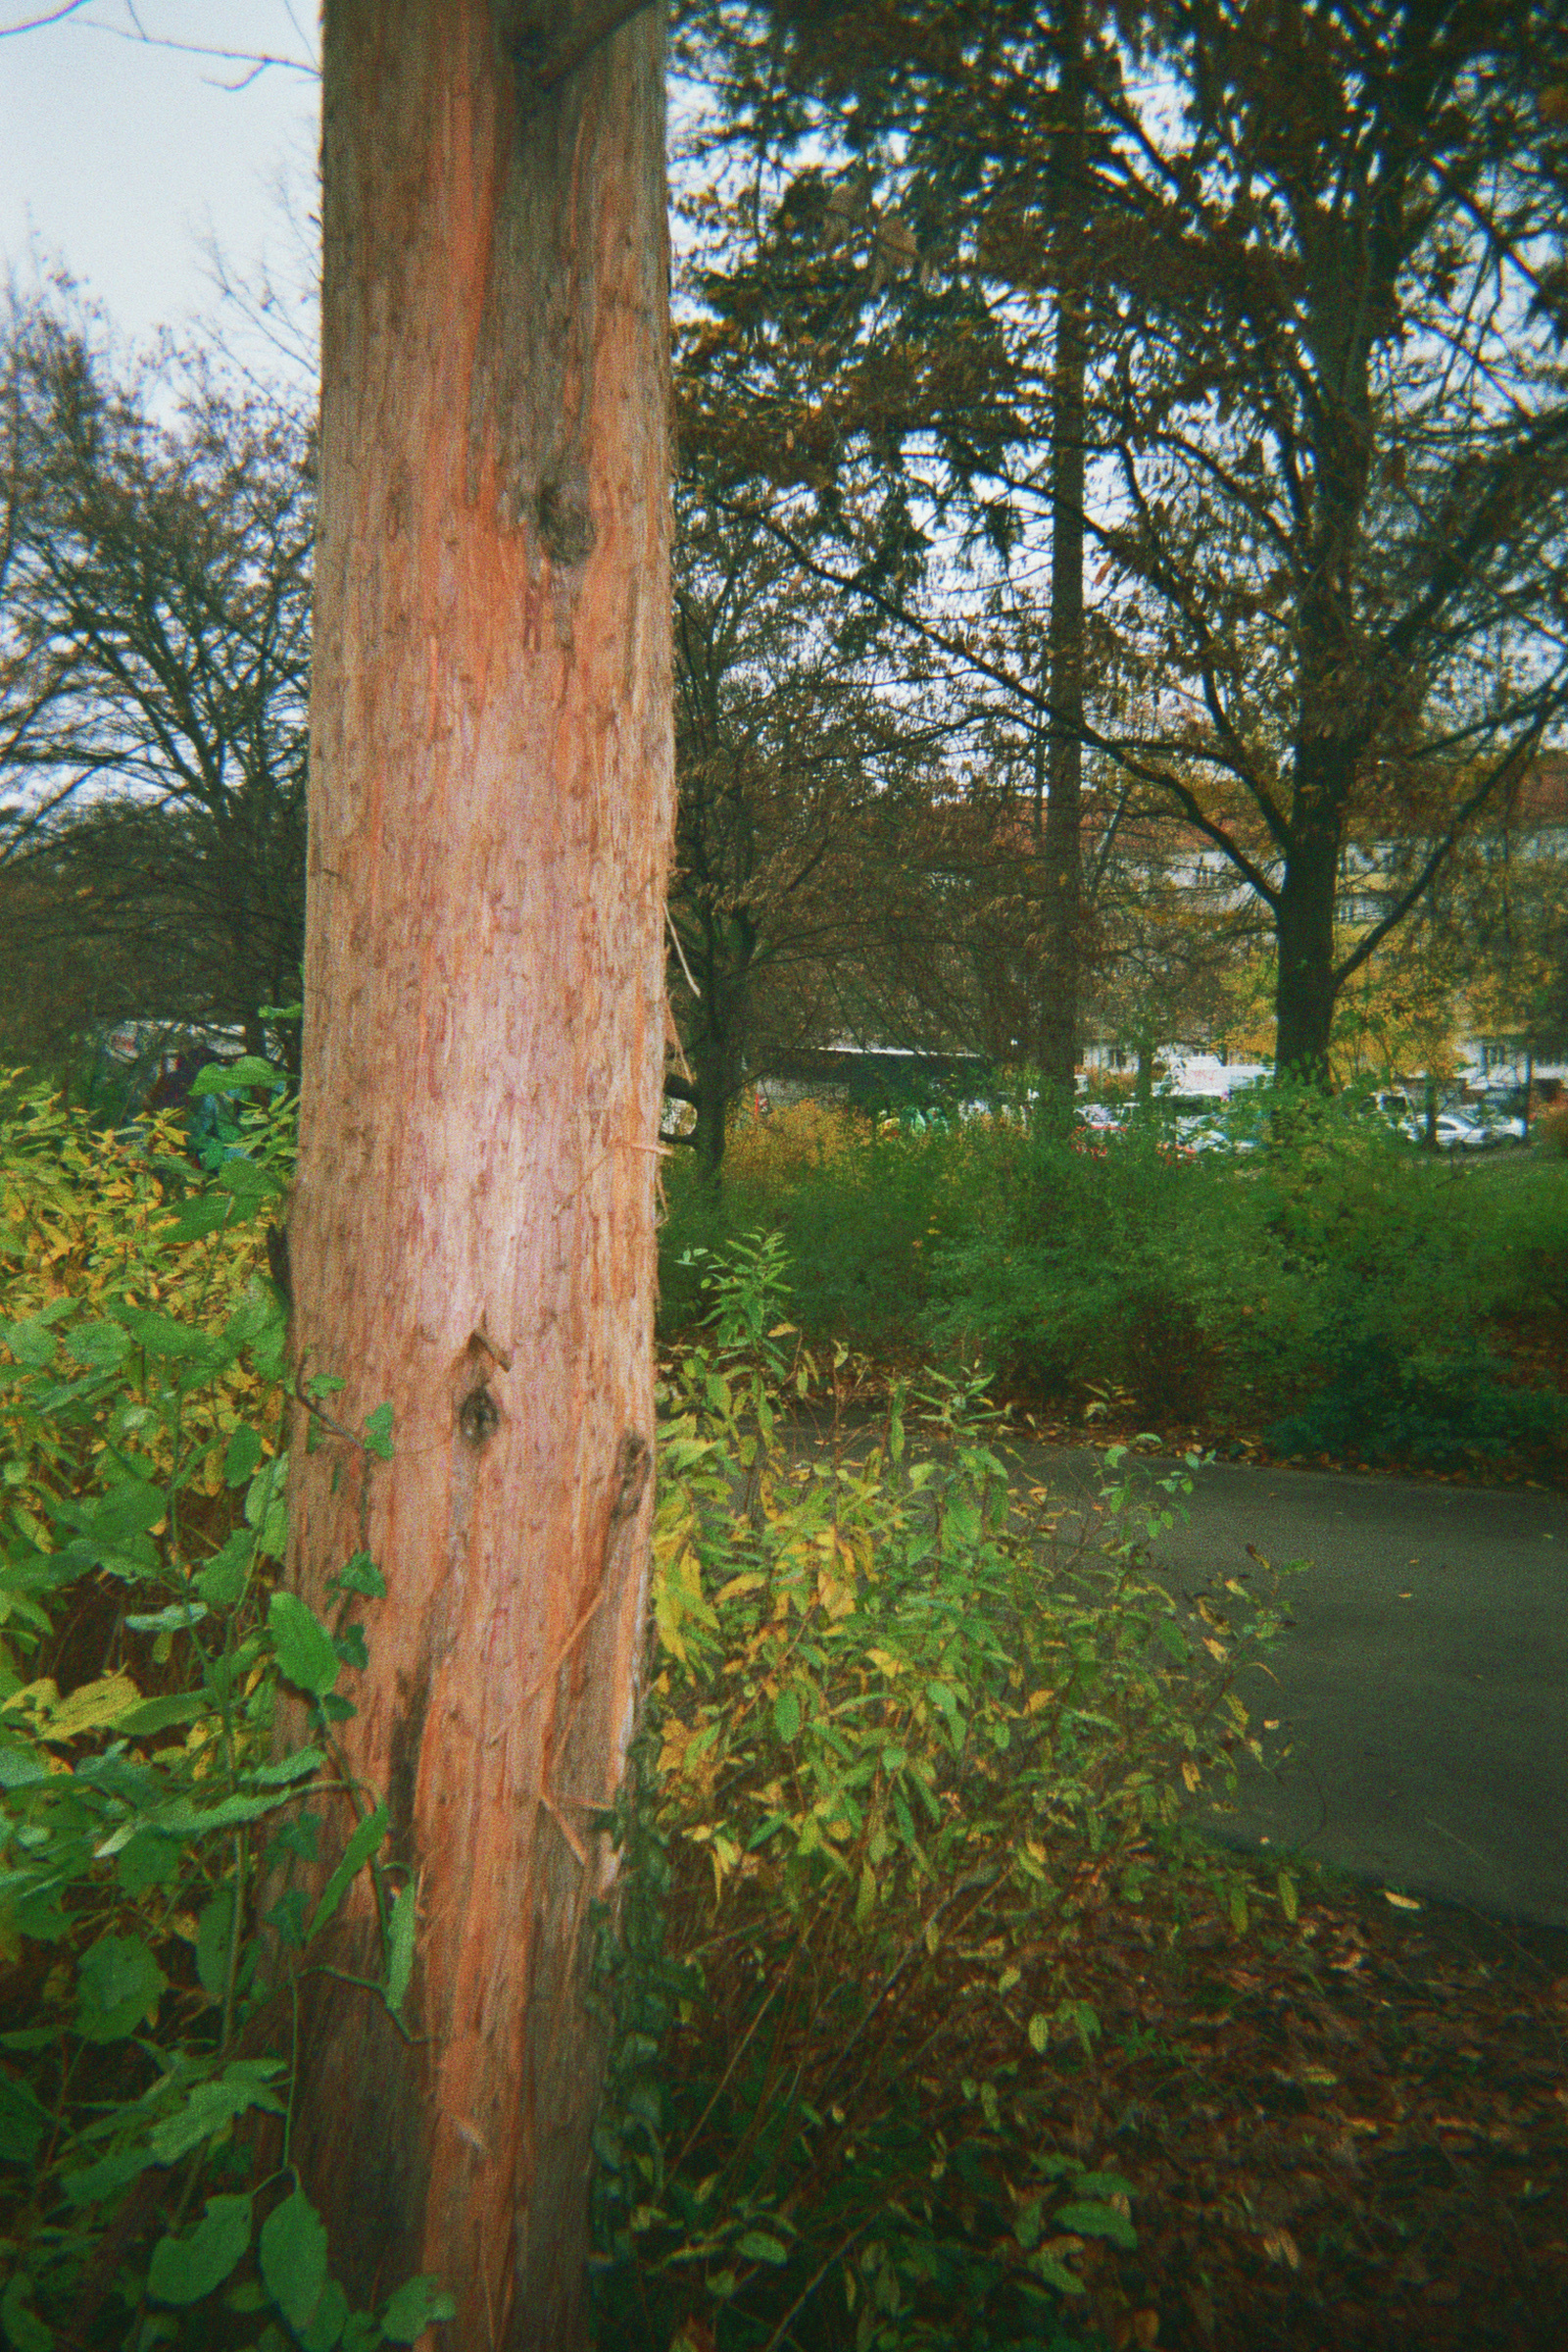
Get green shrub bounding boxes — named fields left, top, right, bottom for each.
left=920, top=1118, right=1226, bottom=1417
left=1218, top=1096, right=1568, bottom=1465
left=700, top=1088, right=1567, bottom=1470
left=662, top=1116, right=973, bottom=1347
left=595, top=1237, right=1294, bottom=2349
left=0, top=1091, right=451, bottom=2351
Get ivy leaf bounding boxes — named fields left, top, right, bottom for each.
left=379, top=2276, right=457, bottom=2342
left=308, top=1806, right=389, bottom=1941
left=268, top=1592, right=341, bottom=1698
left=260, top=2184, right=329, bottom=2333
left=0, top=2072, right=54, bottom=2166
left=331, top=1552, right=386, bottom=1600
left=147, top=2194, right=254, bottom=2304
left=74, top=1935, right=167, bottom=2042
left=385, top=1881, right=417, bottom=2016
left=363, top=1403, right=395, bottom=1461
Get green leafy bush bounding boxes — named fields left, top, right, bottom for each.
left=595, top=1238, right=1293, bottom=2349
left=920, top=1118, right=1223, bottom=1418
left=1218, top=1096, right=1568, bottom=1465
left=0, top=1090, right=451, bottom=2351
left=661, top=1116, right=974, bottom=1347
left=670, top=1090, right=1568, bottom=1469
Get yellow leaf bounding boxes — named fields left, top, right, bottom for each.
left=2, top=1677, right=60, bottom=1717
left=1383, top=1888, right=1422, bottom=1911
left=20, top=1673, right=142, bottom=1742
left=714, top=1572, right=765, bottom=1604
left=1181, top=1758, right=1201, bottom=1793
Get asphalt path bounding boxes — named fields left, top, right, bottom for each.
left=999, top=1443, right=1568, bottom=1929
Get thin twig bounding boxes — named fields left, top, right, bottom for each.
left=757, top=2213, right=880, bottom=2352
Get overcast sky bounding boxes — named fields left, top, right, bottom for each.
left=1, top=1, right=318, bottom=374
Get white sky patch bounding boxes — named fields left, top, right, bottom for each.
left=0, top=1, right=318, bottom=364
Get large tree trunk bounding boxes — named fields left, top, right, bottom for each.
left=284, top=7, right=672, bottom=2346
left=1035, top=0, right=1087, bottom=1098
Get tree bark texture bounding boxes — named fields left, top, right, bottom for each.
left=286, top=7, right=672, bottom=2346
left=1274, top=753, right=1344, bottom=1081
left=1036, top=0, right=1087, bottom=1095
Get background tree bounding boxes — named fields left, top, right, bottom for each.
left=0, top=304, right=311, bottom=1066
left=1088, top=0, right=1568, bottom=1075
left=674, top=0, right=1568, bottom=1080
left=281, top=6, right=673, bottom=2346
left=1082, top=789, right=1266, bottom=1096
left=666, top=486, right=955, bottom=1180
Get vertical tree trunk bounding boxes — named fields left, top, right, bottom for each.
left=690, top=1040, right=731, bottom=1189
left=285, top=7, right=672, bottom=2347
left=1274, top=742, right=1349, bottom=1082
left=1035, top=0, right=1087, bottom=1098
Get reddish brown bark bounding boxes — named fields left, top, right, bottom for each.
left=284, top=5, right=672, bottom=2344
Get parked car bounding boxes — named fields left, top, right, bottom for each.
left=1397, top=1110, right=1488, bottom=1150
left=1468, top=1107, right=1529, bottom=1148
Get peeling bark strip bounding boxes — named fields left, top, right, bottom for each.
left=285, top=7, right=672, bottom=2346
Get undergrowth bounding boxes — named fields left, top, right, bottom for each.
left=660, top=1094, right=1568, bottom=1472
left=1, top=1091, right=1295, bottom=2351
left=0, top=1082, right=450, bottom=2352
left=593, top=1236, right=1297, bottom=2350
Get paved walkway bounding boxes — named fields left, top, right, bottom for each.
left=1009, top=1445, right=1568, bottom=1928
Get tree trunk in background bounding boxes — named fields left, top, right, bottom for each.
left=1274, top=740, right=1348, bottom=1082
left=690, top=1060, right=733, bottom=1187
left=285, top=7, right=671, bottom=2346
left=1036, top=0, right=1087, bottom=1098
